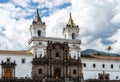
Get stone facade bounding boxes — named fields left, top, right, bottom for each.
left=32, top=42, right=82, bottom=80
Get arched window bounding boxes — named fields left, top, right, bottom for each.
left=72, top=33, right=75, bottom=39
left=38, top=30, right=41, bottom=37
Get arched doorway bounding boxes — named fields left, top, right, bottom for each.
left=5, top=70, right=12, bottom=78
left=54, top=68, right=61, bottom=78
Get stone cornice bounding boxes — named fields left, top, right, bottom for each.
left=28, top=37, right=81, bottom=44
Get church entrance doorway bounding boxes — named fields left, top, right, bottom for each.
left=1, top=60, right=16, bottom=78
left=54, top=68, right=61, bottom=79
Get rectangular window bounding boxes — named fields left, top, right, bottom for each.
left=111, top=64, right=113, bottom=69
left=21, top=58, right=25, bottom=64
left=83, top=63, right=86, bottom=67
left=6, top=58, right=10, bottom=62
left=102, top=64, right=105, bottom=68
left=73, top=70, right=77, bottom=74
left=93, top=64, right=96, bottom=68
left=39, top=69, right=42, bottom=74
left=56, top=53, right=59, bottom=57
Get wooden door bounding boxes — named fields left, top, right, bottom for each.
left=4, top=70, right=12, bottom=78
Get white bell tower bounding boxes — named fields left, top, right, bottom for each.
left=29, top=9, right=46, bottom=57
left=29, top=9, right=46, bottom=37
left=62, top=13, right=79, bottom=40
left=63, top=13, right=81, bottom=58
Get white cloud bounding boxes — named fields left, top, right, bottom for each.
left=43, top=0, right=120, bottom=53
left=11, top=0, right=31, bottom=8
left=43, top=7, right=70, bottom=38
left=112, top=13, right=120, bottom=23
left=0, top=17, right=31, bottom=50
left=69, top=0, right=120, bottom=53
left=81, top=38, right=106, bottom=51
left=0, top=2, right=32, bottom=50
left=32, top=0, right=70, bottom=8
left=107, top=29, right=120, bottom=53
left=0, top=0, right=120, bottom=54
left=0, top=0, right=71, bottom=49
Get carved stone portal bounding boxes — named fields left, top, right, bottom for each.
left=1, top=60, right=16, bottom=78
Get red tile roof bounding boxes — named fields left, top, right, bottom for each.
left=0, top=50, right=32, bottom=55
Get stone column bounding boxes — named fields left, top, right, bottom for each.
left=2, top=67, right=3, bottom=78
left=50, top=65, right=52, bottom=78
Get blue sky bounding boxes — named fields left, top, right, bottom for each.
left=0, top=0, right=120, bottom=54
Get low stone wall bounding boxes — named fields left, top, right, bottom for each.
left=0, top=79, right=65, bottom=82
left=0, top=79, right=42, bottom=82
left=85, top=79, right=120, bottom=82
left=0, top=78, right=81, bottom=82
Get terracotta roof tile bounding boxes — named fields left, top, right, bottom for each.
left=0, top=50, right=32, bottom=55
left=93, top=56, right=120, bottom=60
left=82, top=55, right=120, bottom=60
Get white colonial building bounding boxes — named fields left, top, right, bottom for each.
left=0, top=9, right=120, bottom=81
left=82, top=55, right=120, bottom=80
left=0, top=50, right=32, bottom=78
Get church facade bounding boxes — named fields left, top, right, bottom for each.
left=0, top=9, right=82, bottom=81
left=29, top=9, right=82, bottom=80
left=0, top=9, right=120, bottom=81
left=32, top=42, right=82, bottom=80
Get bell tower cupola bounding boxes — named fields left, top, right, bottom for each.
left=30, top=9, right=46, bottom=37
left=63, top=13, right=79, bottom=39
